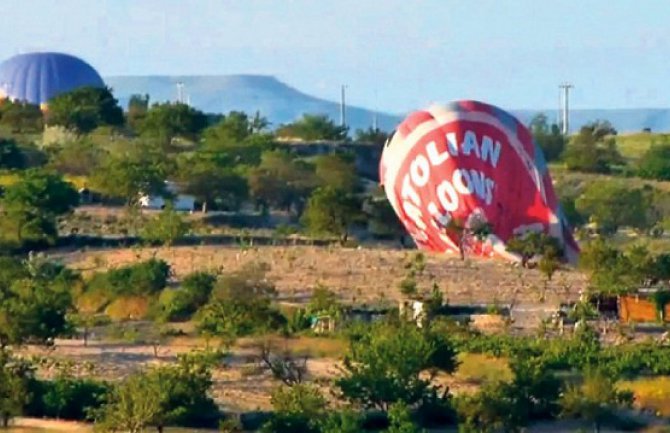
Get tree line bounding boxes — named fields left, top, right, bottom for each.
left=0, top=86, right=401, bottom=250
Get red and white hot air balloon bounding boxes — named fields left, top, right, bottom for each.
left=379, top=100, right=579, bottom=263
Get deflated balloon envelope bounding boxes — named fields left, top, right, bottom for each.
left=379, top=100, right=579, bottom=263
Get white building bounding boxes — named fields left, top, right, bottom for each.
left=138, top=181, right=196, bottom=211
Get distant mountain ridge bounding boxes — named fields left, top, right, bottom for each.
left=104, top=75, right=670, bottom=133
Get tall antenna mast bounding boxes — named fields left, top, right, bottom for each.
left=340, top=84, right=347, bottom=129
left=559, top=83, right=573, bottom=135
left=372, top=89, right=378, bottom=130
left=176, top=81, right=184, bottom=103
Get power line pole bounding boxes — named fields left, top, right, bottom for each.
left=176, top=81, right=184, bottom=104
left=372, top=89, right=378, bottom=131
left=340, top=84, right=347, bottom=129
left=559, top=83, right=573, bottom=135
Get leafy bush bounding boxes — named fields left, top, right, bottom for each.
left=104, top=295, right=152, bottom=321
left=196, top=262, right=285, bottom=338
left=26, top=376, right=109, bottom=420
left=157, top=271, right=216, bottom=322
left=86, top=258, right=170, bottom=297
left=638, top=141, right=670, bottom=181
left=336, top=321, right=458, bottom=411
left=140, top=204, right=190, bottom=246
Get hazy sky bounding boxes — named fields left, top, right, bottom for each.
left=1, top=0, right=668, bottom=114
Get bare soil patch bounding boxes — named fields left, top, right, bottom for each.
left=53, top=244, right=587, bottom=307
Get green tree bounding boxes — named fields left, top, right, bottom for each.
left=578, top=239, right=636, bottom=295
left=37, top=373, right=109, bottom=420
left=314, top=153, right=359, bottom=192
left=261, top=384, right=326, bottom=433
left=387, top=402, right=425, bottom=433
left=0, top=349, right=32, bottom=427
left=301, top=186, right=361, bottom=243
left=505, top=231, right=563, bottom=269
left=46, top=86, right=124, bottom=134
left=147, top=353, right=220, bottom=432
left=176, top=154, right=248, bottom=212
left=199, top=111, right=273, bottom=167
left=196, top=262, right=283, bottom=339
left=319, top=410, right=363, bottom=433
left=86, top=258, right=171, bottom=298
left=140, top=102, right=208, bottom=145
left=47, top=138, right=104, bottom=176
left=506, top=356, right=561, bottom=421
left=0, top=256, right=77, bottom=347
left=158, top=271, right=216, bottom=322
left=455, top=381, right=521, bottom=433
left=637, top=140, right=670, bottom=181
left=575, top=181, right=653, bottom=234
left=92, top=371, right=162, bottom=433
left=276, top=114, right=348, bottom=141
left=0, top=100, right=43, bottom=133
left=140, top=203, right=190, bottom=246
left=363, top=192, right=406, bottom=241
left=559, top=369, right=633, bottom=433
left=127, top=94, right=150, bottom=132
left=562, top=121, right=623, bottom=173
left=336, top=322, right=458, bottom=411
left=247, top=150, right=317, bottom=213
left=1, top=169, right=79, bottom=245
left=529, top=113, right=566, bottom=162
left=91, top=143, right=172, bottom=205
left=355, top=126, right=389, bottom=145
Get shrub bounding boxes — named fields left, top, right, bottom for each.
left=105, top=295, right=152, bottom=321
left=196, top=263, right=285, bottom=338
left=26, top=376, right=109, bottom=420
left=86, top=258, right=170, bottom=297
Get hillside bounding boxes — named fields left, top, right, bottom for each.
left=105, top=74, right=670, bottom=133
left=104, top=74, right=401, bottom=132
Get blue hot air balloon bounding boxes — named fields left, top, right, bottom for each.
left=0, top=52, right=105, bottom=106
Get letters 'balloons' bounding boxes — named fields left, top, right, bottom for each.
left=379, top=100, right=579, bottom=263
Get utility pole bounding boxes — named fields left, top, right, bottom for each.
left=176, top=81, right=184, bottom=104
left=559, top=83, right=573, bottom=135
left=372, top=89, right=378, bottom=131
left=340, top=84, right=347, bottom=129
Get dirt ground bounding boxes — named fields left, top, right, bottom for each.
left=27, top=244, right=597, bottom=418
left=52, top=244, right=587, bottom=308
left=19, top=336, right=343, bottom=413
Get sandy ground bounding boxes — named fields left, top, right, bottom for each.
left=19, top=337, right=343, bottom=413
left=23, top=244, right=619, bottom=425
left=52, top=244, right=587, bottom=309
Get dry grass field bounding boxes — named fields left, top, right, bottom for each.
left=53, top=244, right=587, bottom=308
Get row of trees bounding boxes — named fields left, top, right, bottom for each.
left=0, top=85, right=389, bottom=144
left=531, top=113, right=670, bottom=182
left=0, top=110, right=396, bottom=249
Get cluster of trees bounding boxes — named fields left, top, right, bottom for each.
left=0, top=169, right=79, bottom=249
left=530, top=115, right=624, bottom=174
left=0, top=348, right=221, bottom=432
left=531, top=112, right=670, bottom=184
left=0, top=85, right=405, bottom=248
left=0, top=254, right=78, bottom=347
left=579, top=239, right=670, bottom=295
left=556, top=179, right=670, bottom=236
